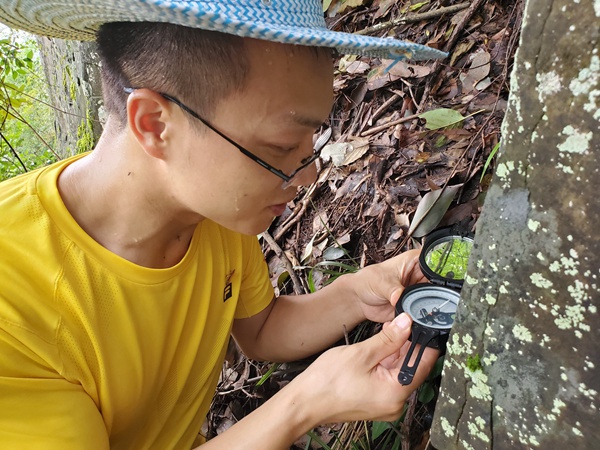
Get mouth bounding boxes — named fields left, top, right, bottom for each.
left=269, top=203, right=289, bottom=216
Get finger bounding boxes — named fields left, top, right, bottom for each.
left=379, top=340, right=411, bottom=369
left=401, top=253, right=424, bottom=285
left=393, top=344, right=440, bottom=388
left=358, top=313, right=412, bottom=365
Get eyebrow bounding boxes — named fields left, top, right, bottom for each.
left=283, top=113, right=327, bottom=129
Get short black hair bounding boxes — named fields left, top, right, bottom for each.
left=96, top=22, right=250, bottom=128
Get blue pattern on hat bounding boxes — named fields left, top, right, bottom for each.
left=0, top=0, right=447, bottom=61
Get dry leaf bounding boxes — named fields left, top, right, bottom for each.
left=367, top=60, right=431, bottom=90
left=342, top=137, right=370, bottom=165
left=327, top=0, right=367, bottom=16
left=459, top=51, right=491, bottom=93
left=346, top=60, right=371, bottom=75
left=408, top=184, right=464, bottom=238
left=450, top=40, right=475, bottom=66
left=321, top=142, right=352, bottom=166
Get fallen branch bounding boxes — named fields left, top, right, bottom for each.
left=260, top=231, right=305, bottom=295
left=360, top=112, right=420, bottom=136
left=369, top=92, right=401, bottom=125
left=273, top=167, right=333, bottom=241
left=356, top=2, right=471, bottom=36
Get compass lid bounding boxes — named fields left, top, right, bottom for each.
left=419, top=227, right=474, bottom=290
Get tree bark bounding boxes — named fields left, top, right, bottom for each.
left=430, top=0, right=599, bottom=448
left=36, top=38, right=102, bottom=158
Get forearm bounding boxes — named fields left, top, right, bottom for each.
left=232, top=250, right=423, bottom=362
left=195, top=380, right=316, bottom=450
left=252, top=272, right=365, bottom=361
left=202, top=315, right=432, bottom=449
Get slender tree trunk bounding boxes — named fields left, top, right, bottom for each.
left=430, top=0, right=599, bottom=448
left=36, top=38, right=102, bottom=158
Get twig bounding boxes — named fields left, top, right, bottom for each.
left=2, top=81, right=100, bottom=123
left=216, top=366, right=308, bottom=396
left=360, top=112, right=421, bottom=136
left=356, top=2, right=471, bottom=35
left=273, top=168, right=332, bottom=241
left=260, top=231, right=305, bottom=295
left=0, top=130, right=27, bottom=172
left=401, top=391, right=419, bottom=450
left=370, top=92, right=401, bottom=125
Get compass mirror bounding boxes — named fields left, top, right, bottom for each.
left=421, top=231, right=474, bottom=285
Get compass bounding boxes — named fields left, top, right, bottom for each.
left=396, top=227, right=474, bottom=385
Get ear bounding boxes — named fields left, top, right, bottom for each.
left=126, top=89, right=175, bottom=160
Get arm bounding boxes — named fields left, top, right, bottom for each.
left=199, top=313, right=437, bottom=449
left=232, top=249, right=425, bottom=362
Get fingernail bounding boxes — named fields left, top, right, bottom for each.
left=393, top=313, right=411, bottom=330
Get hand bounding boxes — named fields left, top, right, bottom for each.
left=294, top=313, right=438, bottom=425
left=352, top=249, right=428, bottom=324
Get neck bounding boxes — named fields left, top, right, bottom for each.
left=58, top=120, right=203, bottom=269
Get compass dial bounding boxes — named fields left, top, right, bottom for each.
left=401, top=286, right=459, bottom=330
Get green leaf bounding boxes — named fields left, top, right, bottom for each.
left=323, top=0, right=333, bottom=11
left=418, top=382, right=436, bottom=403
left=371, top=421, right=391, bottom=440
left=418, top=108, right=465, bottom=130
left=434, top=134, right=447, bottom=148
left=255, top=362, right=281, bottom=386
left=427, top=355, right=446, bottom=380
left=480, top=140, right=501, bottom=182
left=409, top=1, right=429, bottom=12
left=305, top=431, right=332, bottom=449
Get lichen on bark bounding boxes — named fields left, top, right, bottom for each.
left=431, top=0, right=600, bottom=448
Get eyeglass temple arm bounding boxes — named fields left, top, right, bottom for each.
left=124, top=87, right=292, bottom=182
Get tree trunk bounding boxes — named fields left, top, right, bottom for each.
left=430, top=0, right=599, bottom=448
left=36, top=37, right=102, bottom=158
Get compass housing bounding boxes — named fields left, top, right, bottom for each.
left=397, top=283, right=459, bottom=348
left=395, top=228, right=474, bottom=348
left=395, top=227, right=474, bottom=385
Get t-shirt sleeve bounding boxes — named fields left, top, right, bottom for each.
left=234, top=235, right=274, bottom=319
left=0, top=326, right=109, bottom=449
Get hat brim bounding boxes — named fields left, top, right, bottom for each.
left=0, top=2, right=447, bottom=61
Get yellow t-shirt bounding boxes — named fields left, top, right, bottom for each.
left=0, top=156, right=274, bottom=449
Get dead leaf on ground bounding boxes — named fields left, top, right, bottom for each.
left=408, top=184, right=464, bottom=238
left=459, top=50, right=491, bottom=93
left=326, top=0, right=366, bottom=16
left=366, top=60, right=431, bottom=90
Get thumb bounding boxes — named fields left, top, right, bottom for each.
left=360, top=313, right=413, bottom=365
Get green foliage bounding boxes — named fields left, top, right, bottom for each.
left=255, top=362, right=281, bottom=387
left=307, top=260, right=359, bottom=293
left=0, top=31, right=56, bottom=181
left=480, top=140, right=501, bottom=182
left=418, top=108, right=465, bottom=130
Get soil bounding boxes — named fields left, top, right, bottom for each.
left=205, top=0, right=524, bottom=448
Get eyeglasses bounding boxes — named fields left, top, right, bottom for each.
left=124, top=88, right=331, bottom=189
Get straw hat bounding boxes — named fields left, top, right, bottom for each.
left=0, top=0, right=447, bottom=61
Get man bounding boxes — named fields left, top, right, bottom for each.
left=0, top=1, right=447, bottom=448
